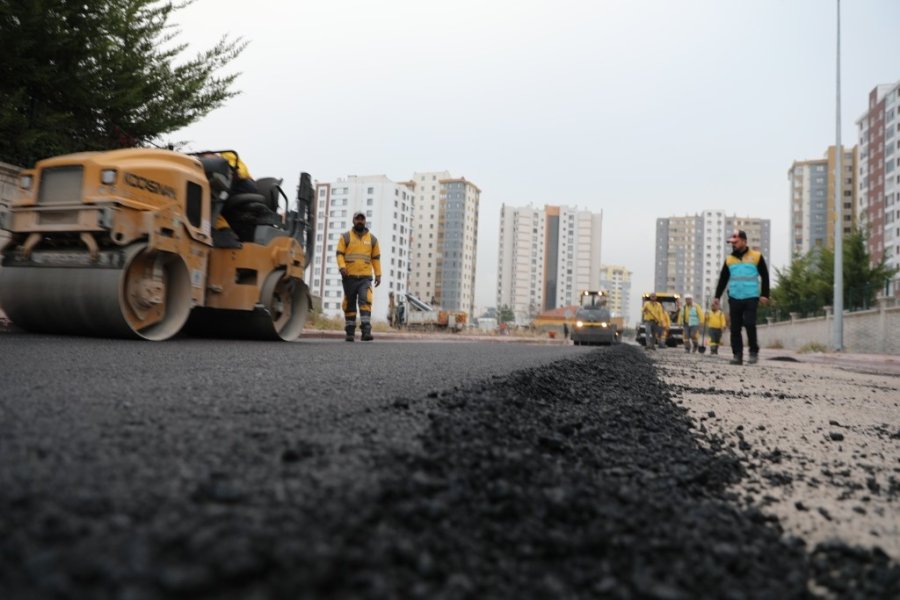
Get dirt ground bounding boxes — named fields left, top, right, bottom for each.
left=652, top=348, right=900, bottom=561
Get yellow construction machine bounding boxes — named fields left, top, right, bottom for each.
left=0, top=148, right=315, bottom=340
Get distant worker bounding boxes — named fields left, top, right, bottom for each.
left=337, top=211, right=381, bottom=342
left=677, top=294, right=704, bottom=353
left=715, top=229, right=770, bottom=365
left=219, top=151, right=258, bottom=194
left=659, top=306, right=671, bottom=348
left=641, top=293, right=665, bottom=351
left=563, top=322, right=569, bottom=339
left=705, top=298, right=728, bottom=355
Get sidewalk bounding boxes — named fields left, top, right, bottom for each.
left=757, top=346, right=900, bottom=377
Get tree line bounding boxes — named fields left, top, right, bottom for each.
left=764, top=228, right=896, bottom=320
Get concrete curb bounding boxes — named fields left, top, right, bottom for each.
left=301, top=328, right=572, bottom=345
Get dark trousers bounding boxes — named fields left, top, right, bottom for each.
left=729, top=297, right=759, bottom=357
left=342, top=276, right=373, bottom=326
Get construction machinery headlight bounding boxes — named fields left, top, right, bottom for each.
left=575, top=320, right=584, bottom=328
left=19, top=175, right=33, bottom=190
left=100, top=169, right=118, bottom=185
left=600, top=322, right=608, bottom=328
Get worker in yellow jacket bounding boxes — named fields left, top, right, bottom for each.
left=336, top=211, right=382, bottom=341
left=704, top=298, right=728, bottom=355
left=676, top=294, right=705, bottom=353
left=641, top=293, right=666, bottom=351
left=219, top=151, right=258, bottom=194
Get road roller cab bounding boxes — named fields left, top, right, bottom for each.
left=0, top=148, right=315, bottom=341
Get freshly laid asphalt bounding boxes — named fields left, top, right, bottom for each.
left=0, top=333, right=897, bottom=598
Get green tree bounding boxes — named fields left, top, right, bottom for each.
left=769, top=252, right=830, bottom=317
left=769, top=228, right=896, bottom=317
left=498, top=304, right=515, bottom=323
left=0, top=0, right=246, bottom=166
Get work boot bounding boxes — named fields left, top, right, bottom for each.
left=361, top=324, right=373, bottom=342
left=748, top=352, right=758, bottom=365
left=345, top=325, right=355, bottom=342
left=684, top=345, right=691, bottom=354
left=711, top=346, right=718, bottom=355
left=729, top=356, right=743, bottom=365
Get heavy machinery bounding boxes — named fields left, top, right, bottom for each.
left=0, top=148, right=315, bottom=341
left=570, top=290, right=620, bottom=346
left=388, top=292, right=467, bottom=332
left=636, top=292, right=684, bottom=348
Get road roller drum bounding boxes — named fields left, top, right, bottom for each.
left=0, top=148, right=316, bottom=341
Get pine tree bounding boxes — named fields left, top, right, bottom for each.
left=0, top=0, right=246, bottom=166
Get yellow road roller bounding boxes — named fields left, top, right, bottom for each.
left=0, top=148, right=315, bottom=340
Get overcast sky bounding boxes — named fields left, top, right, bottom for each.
left=172, top=0, right=899, bottom=321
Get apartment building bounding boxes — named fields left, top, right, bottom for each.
left=787, top=146, right=858, bottom=257
left=598, top=264, right=632, bottom=323
left=543, top=206, right=603, bottom=310
left=408, top=172, right=480, bottom=316
left=497, top=204, right=545, bottom=324
left=856, top=81, right=900, bottom=294
left=497, top=204, right=603, bottom=319
left=311, top=175, right=413, bottom=320
left=655, top=212, right=770, bottom=305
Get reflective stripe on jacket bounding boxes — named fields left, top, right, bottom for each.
left=726, top=249, right=762, bottom=299
left=678, top=305, right=704, bottom=327
left=336, top=229, right=382, bottom=278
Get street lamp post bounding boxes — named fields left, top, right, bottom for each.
left=832, top=0, right=844, bottom=352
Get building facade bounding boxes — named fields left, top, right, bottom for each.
left=788, top=146, right=858, bottom=258
left=497, top=204, right=603, bottom=319
left=497, top=204, right=545, bottom=324
left=543, top=206, right=603, bottom=310
left=598, top=264, right=632, bottom=323
left=311, top=176, right=413, bottom=320
left=655, top=211, right=770, bottom=305
left=856, top=81, right=900, bottom=294
left=408, top=172, right=480, bottom=316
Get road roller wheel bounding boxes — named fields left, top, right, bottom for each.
left=260, top=270, right=310, bottom=341
left=119, top=245, right=193, bottom=340
left=0, top=243, right=191, bottom=340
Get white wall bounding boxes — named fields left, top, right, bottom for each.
left=757, top=300, right=900, bottom=355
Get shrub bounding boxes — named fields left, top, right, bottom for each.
left=797, top=341, right=828, bottom=354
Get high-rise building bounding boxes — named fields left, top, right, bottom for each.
left=311, top=175, right=413, bottom=320
left=408, top=172, right=480, bottom=316
left=543, top=206, right=603, bottom=310
left=497, top=204, right=603, bottom=319
left=598, top=264, right=632, bottom=323
left=788, top=146, right=858, bottom=257
left=655, top=211, right=770, bottom=305
left=497, top=204, right=544, bottom=324
left=856, top=81, right=900, bottom=294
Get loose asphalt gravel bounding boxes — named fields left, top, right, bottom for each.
left=1, top=337, right=898, bottom=599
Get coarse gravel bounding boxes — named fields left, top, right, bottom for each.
left=1, top=343, right=898, bottom=598
left=654, top=348, right=900, bottom=562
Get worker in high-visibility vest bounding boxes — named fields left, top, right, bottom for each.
left=677, top=294, right=705, bottom=353
left=705, top=298, right=728, bottom=355
left=336, top=211, right=382, bottom=342
left=641, top=293, right=666, bottom=351
left=715, top=229, right=770, bottom=365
